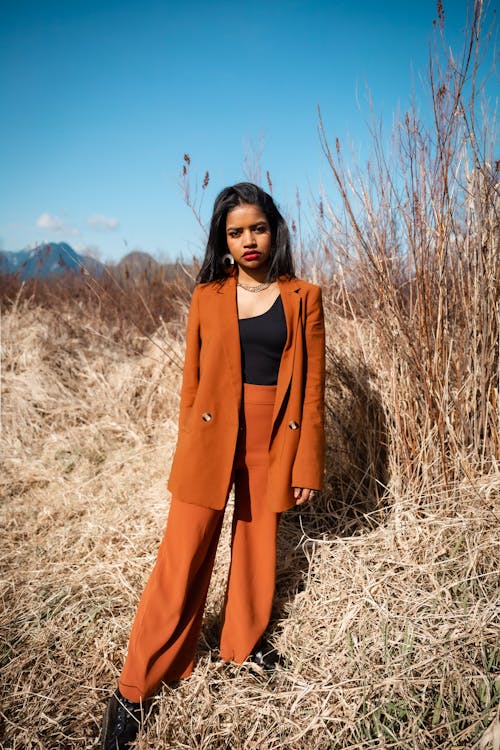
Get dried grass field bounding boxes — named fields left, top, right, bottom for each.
left=0, top=270, right=498, bottom=750
left=1, top=7, right=499, bottom=748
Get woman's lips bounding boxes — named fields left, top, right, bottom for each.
left=242, top=252, right=260, bottom=260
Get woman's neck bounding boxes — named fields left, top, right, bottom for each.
left=236, top=266, right=270, bottom=286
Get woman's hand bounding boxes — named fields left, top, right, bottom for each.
left=293, top=487, right=317, bottom=505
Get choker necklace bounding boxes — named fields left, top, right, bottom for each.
left=237, top=280, right=271, bottom=293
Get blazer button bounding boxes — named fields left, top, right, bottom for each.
left=202, top=412, right=212, bottom=422
left=288, top=420, right=300, bottom=430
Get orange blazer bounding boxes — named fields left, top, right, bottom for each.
left=167, top=274, right=325, bottom=512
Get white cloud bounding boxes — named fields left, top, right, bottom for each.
left=87, top=213, right=119, bottom=231
left=36, top=213, right=65, bottom=231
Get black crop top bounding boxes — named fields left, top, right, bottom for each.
left=238, top=295, right=287, bottom=385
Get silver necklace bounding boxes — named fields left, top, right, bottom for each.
left=237, top=280, right=271, bottom=293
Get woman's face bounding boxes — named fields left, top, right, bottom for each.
left=225, top=203, right=272, bottom=273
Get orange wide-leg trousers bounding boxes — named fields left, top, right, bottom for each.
left=119, top=384, right=280, bottom=702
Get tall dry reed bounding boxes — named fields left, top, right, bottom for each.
left=316, top=0, right=498, bottom=491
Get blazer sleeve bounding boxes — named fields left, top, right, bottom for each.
left=178, top=285, right=201, bottom=432
left=291, top=284, right=326, bottom=490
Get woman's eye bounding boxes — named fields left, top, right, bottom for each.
left=255, top=225, right=268, bottom=233
left=228, top=231, right=241, bottom=238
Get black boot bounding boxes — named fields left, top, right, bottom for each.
left=247, top=639, right=285, bottom=672
left=100, top=689, right=149, bottom=750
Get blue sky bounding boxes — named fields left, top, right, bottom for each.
left=0, top=0, right=484, bottom=263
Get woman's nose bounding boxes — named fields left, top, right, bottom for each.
left=243, top=230, right=256, bottom=246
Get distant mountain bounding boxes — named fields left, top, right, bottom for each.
left=0, top=242, right=105, bottom=279
left=116, top=251, right=160, bottom=277
left=114, top=251, right=187, bottom=282
left=0, top=242, right=187, bottom=282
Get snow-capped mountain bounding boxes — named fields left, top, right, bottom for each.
left=0, top=242, right=105, bottom=279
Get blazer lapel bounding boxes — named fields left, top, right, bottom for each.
left=272, top=277, right=302, bottom=426
left=216, top=274, right=243, bottom=408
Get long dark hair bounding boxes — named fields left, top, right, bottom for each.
left=196, top=183, right=295, bottom=284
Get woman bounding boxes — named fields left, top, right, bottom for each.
left=100, top=182, right=325, bottom=749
